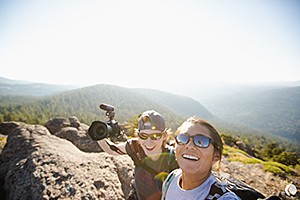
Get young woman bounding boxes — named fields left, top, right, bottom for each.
left=97, top=110, right=178, bottom=200
left=162, top=116, right=240, bottom=200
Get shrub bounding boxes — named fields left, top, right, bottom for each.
left=263, top=162, right=295, bottom=175
left=273, top=151, right=299, bottom=166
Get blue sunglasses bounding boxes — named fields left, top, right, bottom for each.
left=175, top=133, right=213, bottom=148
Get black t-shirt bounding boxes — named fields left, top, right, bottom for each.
left=125, top=138, right=178, bottom=200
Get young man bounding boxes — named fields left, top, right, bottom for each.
left=162, top=117, right=240, bottom=200
left=97, top=110, right=178, bottom=200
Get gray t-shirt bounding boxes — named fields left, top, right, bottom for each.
left=163, top=169, right=240, bottom=200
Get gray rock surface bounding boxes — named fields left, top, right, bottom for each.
left=44, top=117, right=102, bottom=152
left=0, top=121, right=134, bottom=200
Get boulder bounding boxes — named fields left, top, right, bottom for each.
left=0, top=122, right=134, bottom=200
left=45, top=117, right=102, bottom=152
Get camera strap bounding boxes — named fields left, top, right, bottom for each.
left=105, top=140, right=126, bottom=155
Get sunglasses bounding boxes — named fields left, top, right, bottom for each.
left=175, top=133, right=213, bottom=148
left=138, top=132, right=163, bottom=140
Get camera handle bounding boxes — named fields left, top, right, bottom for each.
left=106, top=110, right=115, bottom=121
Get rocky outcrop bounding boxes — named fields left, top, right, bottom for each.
left=0, top=118, right=299, bottom=200
left=0, top=121, right=134, bottom=200
left=44, top=116, right=102, bottom=152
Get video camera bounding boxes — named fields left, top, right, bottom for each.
left=88, top=103, right=121, bottom=141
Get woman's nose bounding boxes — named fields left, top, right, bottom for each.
left=185, top=138, right=196, bottom=149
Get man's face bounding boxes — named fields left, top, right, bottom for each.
left=138, top=129, right=165, bottom=157
left=175, top=122, right=218, bottom=176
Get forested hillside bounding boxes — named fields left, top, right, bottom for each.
left=202, top=86, right=300, bottom=141
left=0, top=82, right=299, bottom=165
left=0, top=84, right=212, bottom=131
left=133, top=88, right=213, bottom=119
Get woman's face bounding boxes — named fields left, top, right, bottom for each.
left=175, top=122, right=219, bottom=176
left=138, top=129, right=165, bottom=157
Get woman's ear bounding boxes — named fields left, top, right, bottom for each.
left=213, top=151, right=221, bottom=162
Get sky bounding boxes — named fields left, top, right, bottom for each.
left=0, top=0, right=299, bottom=90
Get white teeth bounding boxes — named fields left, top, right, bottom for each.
left=183, top=154, right=199, bottom=161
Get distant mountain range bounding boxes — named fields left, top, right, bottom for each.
left=0, top=76, right=299, bottom=144
left=202, top=85, right=300, bottom=141
left=0, top=77, right=78, bottom=96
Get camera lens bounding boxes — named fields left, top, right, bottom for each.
left=96, top=125, right=106, bottom=136
left=88, top=121, right=111, bottom=141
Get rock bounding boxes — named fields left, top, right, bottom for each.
left=0, top=121, right=26, bottom=135
left=44, top=117, right=71, bottom=134
left=45, top=117, right=102, bottom=152
left=0, top=122, right=134, bottom=200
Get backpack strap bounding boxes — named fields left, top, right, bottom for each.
left=206, top=181, right=228, bottom=200
left=132, top=138, right=145, bottom=163
left=167, top=147, right=174, bottom=166
left=208, top=173, right=266, bottom=200
left=161, top=169, right=178, bottom=200
left=126, top=139, right=147, bottom=166
left=105, top=140, right=126, bottom=155
left=165, top=146, right=177, bottom=173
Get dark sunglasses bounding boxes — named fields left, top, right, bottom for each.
left=138, top=132, right=163, bottom=140
left=175, top=133, right=213, bottom=148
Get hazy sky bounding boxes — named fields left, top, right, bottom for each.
left=0, top=0, right=299, bottom=90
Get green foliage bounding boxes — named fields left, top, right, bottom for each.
left=263, top=162, right=295, bottom=175
left=273, top=151, right=299, bottom=166
left=218, top=123, right=300, bottom=166
left=223, top=145, right=249, bottom=157
left=228, top=157, right=263, bottom=165
left=224, top=145, right=295, bottom=175
left=123, top=114, right=140, bottom=137
left=243, top=157, right=263, bottom=164
left=261, top=143, right=280, bottom=159
left=257, top=142, right=299, bottom=166
left=264, top=164, right=285, bottom=175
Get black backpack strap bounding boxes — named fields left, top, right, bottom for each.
left=209, top=173, right=266, bottom=200
left=126, top=139, right=146, bottom=166
left=131, top=139, right=145, bottom=163
left=206, top=181, right=229, bottom=200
